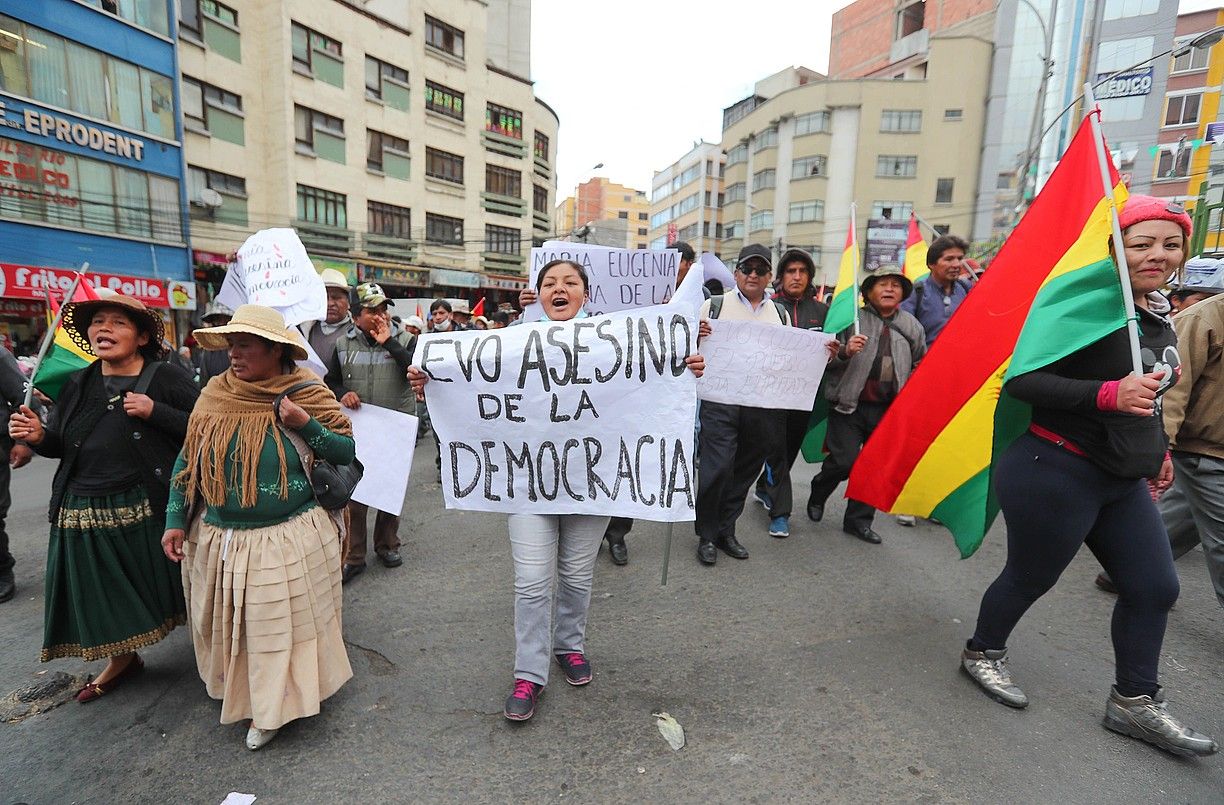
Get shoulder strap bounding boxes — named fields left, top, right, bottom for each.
left=772, top=300, right=789, bottom=325
left=709, top=295, right=723, bottom=319
left=913, top=280, right=925, bottom=312
left=133, top=360, right=162, bottom=395
left=273, top=380, right=323, bottom=424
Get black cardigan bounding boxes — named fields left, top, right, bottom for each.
left=35, top=360, right=200, bottom=524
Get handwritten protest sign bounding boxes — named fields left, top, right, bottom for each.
left=349, top=404, right=419, bottom=517
left=696, top=320, right=834, bottom=410
left=522, top=245, right=679, bottom=320
left=216, top=228, right=326, bottom=326
left=417, top=303, right=699, bottom=520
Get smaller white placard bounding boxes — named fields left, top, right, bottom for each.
left=348, top=404, right=419, bottom=516
left=696, top=319, right=834, bottom=410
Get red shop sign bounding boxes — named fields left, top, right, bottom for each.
left=0, top=298, right=44, bottom=317
left=0, top=263, right=197, bottom=310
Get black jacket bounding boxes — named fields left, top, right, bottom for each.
left=772, top=289, right=829, bottom=331
left=34, top=361, right=200, bottom=524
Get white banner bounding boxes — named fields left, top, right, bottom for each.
left=217, top=228, right=326, bottom=326
left=348, top=404, right=419, bottom=517
left=417, top=304, right=699, bottom=520
left=523, top=245, right=679, bottom=320
left=696, top=320, right=834, bottom=410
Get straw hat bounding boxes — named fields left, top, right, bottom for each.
left=193, top=304, right=309, bottom=360
left=63, top=293, right=165, bottom=358
left=320, top=268, right=350, bottom=290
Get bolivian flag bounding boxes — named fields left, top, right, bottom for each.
left=823, top=207, right=860, bottom=335
left=903, top=215, right=928, bottom=283
left=33, top=280, right=100, bottom=399
left=847, top=117, right=1129, bottom=558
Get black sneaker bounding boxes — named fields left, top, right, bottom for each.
left=504, top=679, right=542, bottom=721
left=555, top=652, right=592, bottom=686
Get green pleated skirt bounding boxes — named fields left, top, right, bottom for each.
left=41, top=487, right=186, bottom=662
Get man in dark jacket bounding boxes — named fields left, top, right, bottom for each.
left=751, top=249, right=831, bottom=538
left=0, top=347, right=34, bottom=602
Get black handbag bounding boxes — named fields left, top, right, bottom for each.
left=273, top=381, right=364, bottom=510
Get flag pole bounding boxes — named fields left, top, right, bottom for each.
left=913, top=211, right=940, bottom=239
left=661, top=523, right=673, bottom=586
left=1083, top=84, right=1143, bottom=376
left=851, top=203, right=861, bottom=337
left=24, top=264, right=89, bottom=407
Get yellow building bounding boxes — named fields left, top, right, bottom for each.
left=179, top=0, right=558, bottom=302
left=649, top=142, right=725, bottom=258
left=553, top=178, right=651, bottom=248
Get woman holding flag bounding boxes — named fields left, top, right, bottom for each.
left=7, top=294, right=198, bottom=701
left=960, top=196, right=1217, bottom=757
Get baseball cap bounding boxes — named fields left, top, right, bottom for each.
left=736, top=244, right=773, bottom=270
left=355, top=282, right=393, bottom=308
left=320, top=268, right=350, bottom=290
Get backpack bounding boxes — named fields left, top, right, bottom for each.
left=709, top=294, right=790, bottom=325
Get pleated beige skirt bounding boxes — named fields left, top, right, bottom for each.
left=182, top=506, right=353, bottom=730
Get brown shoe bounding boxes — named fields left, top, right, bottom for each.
left=76, top=655, right=144, bottom=703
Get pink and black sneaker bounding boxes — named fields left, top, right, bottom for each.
left=503, top=679, right=541, bottom=721
left=555, top=652, right=592, bottom=686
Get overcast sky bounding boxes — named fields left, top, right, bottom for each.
left=532, top=0, right=1221, bottom=200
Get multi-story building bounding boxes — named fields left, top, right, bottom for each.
left=717, top=31, right=992, bottom=287
left=180, top=0, right=558, bottom=307
left=648, top=142, right=725, bottom=258
left=0, top=1, right=197, bottom=348
left=554, top=177, right=651, bottom=248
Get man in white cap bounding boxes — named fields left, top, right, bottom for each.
left=403, top=315, right=425, bottom=337
left=299, top=268, right=352, bottom=368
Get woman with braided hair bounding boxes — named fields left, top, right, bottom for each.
left=161, top=304, right=356, bottom=750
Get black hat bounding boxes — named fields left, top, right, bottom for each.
left=736, top=244, right=773, bottom=271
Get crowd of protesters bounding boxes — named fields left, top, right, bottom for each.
left=0, top=203, right=1220, bottom=757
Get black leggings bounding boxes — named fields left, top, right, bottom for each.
left=970, top=433, right=1179, bottom=697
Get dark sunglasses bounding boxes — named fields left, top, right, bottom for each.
left=737, top=264, right=771, bottom=277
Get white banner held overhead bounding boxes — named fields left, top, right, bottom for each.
left=217, top=228, right=326, bottom=326
left=522, top=246, right=679, bottom=320
left=696, top=319, right=834, bottom=410
left=417, top=304, right=699, bottom=520
left=348, top=404, right=419, bottom=517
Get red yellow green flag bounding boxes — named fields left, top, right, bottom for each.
left=846, top=117, right=1129, bottom=558
left=903, top=215, right=928, bottom=283
left=33, top=278, right=100, bottom=399
left=824, top=206, right=859, bottom=334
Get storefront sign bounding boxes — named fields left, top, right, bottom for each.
left=0, top=263, right=197, bottom=310
left=312, top=257, right=360, bottom=285
left=192, top=249, right=234, bottom=266
left=431, top=268, right=482, bottom=289
left=482, top=273, right=528, bottom=291
left=1094, top=67, right=1154, bottom=100
left=360, top=264, right=429, bottom=286
left=0, top=97, right=146, bottom=161
left=0, top=299, right=45, bottom=317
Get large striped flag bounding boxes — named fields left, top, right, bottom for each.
left=32, top=278, right=100, bottom=399
left=903, top=214, right=928, bottom=283
left=824, top=205, right=859, bottom=334
left=846, top=116, right=1129, bottom=558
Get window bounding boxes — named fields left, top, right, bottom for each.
left=294, top=105, right=344, bottom=151
left=1156, top=147, right=1192, bottom=178
left=677, top=223, right=698, bottom=241
left=424, top=80, right=464, bottom=120
left=753, top=127, right=778, bottom=152
left=935, top=178, right=954, bottom=204
left=534, top=131, right=550, bottom=161
left=425, top=15, right=465, bottom=58
left=897, top=1, right=925, bottom=38
left=792, top=155, right=827, bottom=179
left=486, top=224, right=521, bottom=254
left=94, top=0, right=171, bottom=35
left=795, top=111, right=830, bottom=135
left=638, top=212, right=648, bottom=220
left=1103, top=0, right=1159, bottom=20
left=750, top=209, right=773, bottom=231
left=0, top=15, right=179, bottom=137
left=997, top=172, right=1012, bottom=189
left=296, top=184, right=347, bottom=228
left=944, top=108, right=963, bottom=121
left=486, top=165, right=522, bottom=197
left=189, top=165, right=245, bottom=198
left=675, top=193, right=699, bottom=215
left=871, top=200, right=913, bottom=219
left=724, top=220, right=742, bottom=239
left=486, top=102, right=523, bottom=139
left=365, top=56, right=409, bottom=103
left=182, top=76, right=242, bottom=133
left=426, top=212, right=463, bottom=244
left=425, top=147, right=464, bottom=184
left=789, top=200, right=824, bottom=223
left=368, top=201, right=411, bottom=238
left=724, top=183, right=746, bottom=203
left=1172, top=44, right=1212, bottom=73
left=533, top=185, right=548, bottom=214
left=637, top=227, right=648, bottom=236
left=752, top=169, right=776, bottom=192
left=180, top=0, right=238, bottom=35
left=367, top=130, right=409, bottom=172
left=877, top=155, right=918, bottom=177
left=188, top=165, right=246, bottom=225
left=291, top=22, right=341, bottom=71
left=1165, top=93, right=1201, bottom=126
left=672, top=163, right=702, bottom=191
left=617, top=211, right=629, bottom=219
left=726, top=144, right=748, bottom=165
left=881, top=110, right=922, bottom=132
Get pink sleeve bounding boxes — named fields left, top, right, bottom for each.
left=1095, top=379, right=1120, bottom=411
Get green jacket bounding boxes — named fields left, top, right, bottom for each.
left=326, top=324, right=416, bottom=413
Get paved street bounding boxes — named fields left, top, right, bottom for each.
left=1, top=449, right=1221, bottom=804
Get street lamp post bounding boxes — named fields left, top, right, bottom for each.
left=1016, top=0, right=1057, bottom=215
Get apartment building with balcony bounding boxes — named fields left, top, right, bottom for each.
left=554, top=177, right=651, bottom=249
left=648, top=142, right=725, bottom=258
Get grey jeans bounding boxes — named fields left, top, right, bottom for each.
left=1166, top=452, right=1224, bottom=609
left=508, top=513, right=610, bottom=685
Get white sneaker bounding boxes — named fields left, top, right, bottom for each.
left=897, top=515, right=917, bottom=527
left=245, top=725, right=279, bottom=750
